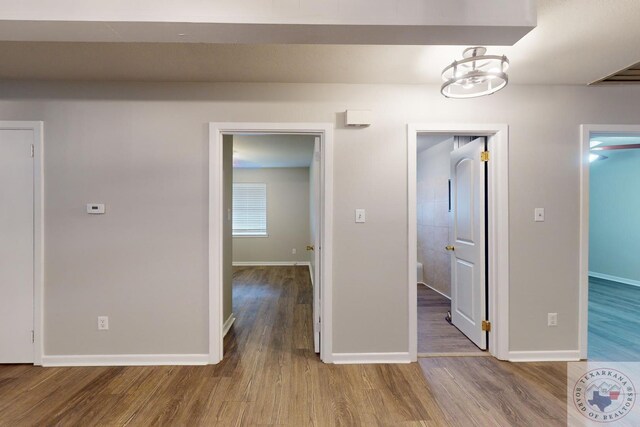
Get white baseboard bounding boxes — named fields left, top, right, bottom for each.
left=508, top=350, right=581, bottom=362
left=233, top=261, right=311, bottom=267
left=223, top=314, right=236, bottom=337
left=41, top=353, right=210, bottom=367
left=589, top=271, right=640, bottom=288
left=332, top=352, right=411, bottom=364
left=418, top=282, right=451, bottom=300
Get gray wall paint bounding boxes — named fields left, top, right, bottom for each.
left=1, top=81, right=639, bottom=356
left=417, top=138, right=454, bottom=297
left=223, top=135, right=233, bottom=323
left=232, top=167, right=310, bottom=263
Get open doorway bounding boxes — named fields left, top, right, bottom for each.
left=415, top=134, right=488, bottom=356
left=580, top=126, right=640, bottom=361
left=408, top=124, right=510, bottom=362
left=222, top=134, right=319, bottom=358
left=209, top=123, right=334, bottom=364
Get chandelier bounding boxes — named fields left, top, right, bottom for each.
left=441, top=47, right=509, bottom=99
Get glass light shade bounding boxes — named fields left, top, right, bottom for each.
left=441, top=47, right=509, bottom=99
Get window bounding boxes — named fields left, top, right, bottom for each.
left=232, top=183, right=267, bottom=236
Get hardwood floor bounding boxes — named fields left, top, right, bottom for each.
left=417, top=284, right=484, bottom=355
left=419, top=357, right=567, bottom=426
left=0, top=266, right=568, bottom=426
left=589, top=276, right=640, bottom=361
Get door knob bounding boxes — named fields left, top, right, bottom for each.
left=445, top=245, right=455, bottom=251
left=306, top=245, right=315, bottom=251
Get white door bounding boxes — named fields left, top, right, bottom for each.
left=310, top=137, right=321, bottom=353
left=449, top=137, right=487, bottom=350
left=0, top=129, right=35, bottom=363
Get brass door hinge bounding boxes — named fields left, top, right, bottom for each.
left=482, top=320, right=491, bottom=332
left=480, top=151, right=490, bottom=162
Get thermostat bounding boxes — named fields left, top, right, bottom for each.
left=87, top=203, right=105, bottom=214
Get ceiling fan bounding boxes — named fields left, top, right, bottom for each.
left=590, top=141, right=640, bottom=162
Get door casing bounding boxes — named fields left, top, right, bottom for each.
left=407, top=123, right=510, bottom=361
left=209, top=122, right=334, bottom=364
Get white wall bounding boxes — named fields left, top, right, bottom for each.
left=417, top=138, right=454, bottom=297
left=232, top=167, right=311, bottom=264
left=2, top=81, right=639, bottom=357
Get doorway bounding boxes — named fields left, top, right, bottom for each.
left=0, top=121, right=44, bottom=365
left=408, top=124, right=510, bottom=361
left=579, top=125, right=640, bottom=361
left=209, top=123, right=334, bottom=364
left=414, top=134, right=489, bottom=356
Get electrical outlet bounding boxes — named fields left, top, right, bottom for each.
left=547, top=313, right=558, bottom=327
left=292, top=248, right=296, bottom=255
left=98, top=316, right=109, bottom=330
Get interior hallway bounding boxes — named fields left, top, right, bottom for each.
left=0, top=266, right=566, bottom=425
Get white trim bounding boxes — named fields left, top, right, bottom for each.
left=407, top=123, right=510, bottom=362
left=332, top=352, right=411, bottom=364
left=209, top=122, right=334, bottom=364
left=579, top=124, right=640, bottom=360
left=418, top=282, right=452, bottom=300
left=0, top=121, right=44, bottom=366
left=232, top=261, right=310, bottom=267
left=223, top=314, right=236, bottom=337
left=41, top=354, right=209, bottom=367
left=508, top=350, right=581, bottom=362
left=589, top=271, right=640, bottom=288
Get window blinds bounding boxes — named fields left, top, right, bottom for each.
left=232, top=183, right=267, bottom=236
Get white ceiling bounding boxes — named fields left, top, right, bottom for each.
left=232, top=134, right=315, bottom=168
left=0, top=0, right=638, bottom=85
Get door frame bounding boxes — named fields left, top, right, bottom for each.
left=209, top=122, right=334, bottom=364
left=407, top=123, right=510, bottom=361
left=0, top=121, right=44, bottom=365
left=578, top=124, right=640, bottom=359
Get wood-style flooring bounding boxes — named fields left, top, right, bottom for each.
left=419, top=357, right=567, bottom=426
left=589, top=276, right=640, bottom=361
left=0, top=266, right=568, bottom=426
left=417, top=284, right=484, bottom=355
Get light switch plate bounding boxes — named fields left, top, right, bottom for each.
left=87, top=203, right=105, bottom=214
left=534, top=208, right=545, bottom=222
left=355, top=209, right=366, bottom=223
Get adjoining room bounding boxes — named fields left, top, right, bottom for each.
left=220, top=134, right=321, bottom=359
left=588, top=132, right=640, bottom=361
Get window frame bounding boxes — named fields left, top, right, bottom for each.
left=232, top=182, right=268, bottom=238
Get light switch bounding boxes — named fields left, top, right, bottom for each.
left=87, top=203, right=105, bottom=214
left=534, top=208, right=545, bottom=222
left=355, top=209, right=366, bottom=223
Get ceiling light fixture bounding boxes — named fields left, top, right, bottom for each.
left=441, top=47, right=509, bottom=99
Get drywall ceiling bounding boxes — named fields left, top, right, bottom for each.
left=232, top=135, right=315, bottom=168
left=0, top=0, right=535, bottom=46
left=0, top=0, right=638, bottom=85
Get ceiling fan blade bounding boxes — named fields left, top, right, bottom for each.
left=591, top=143, right=640, bottom=151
